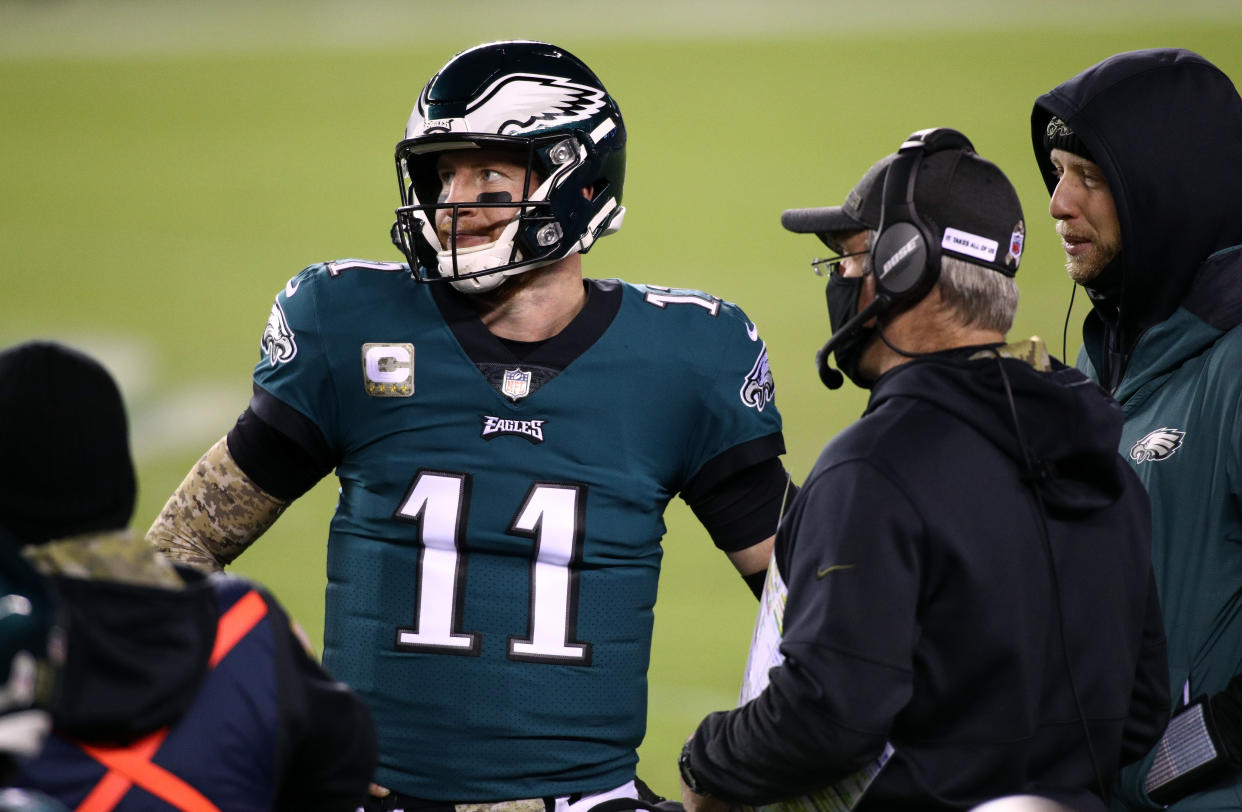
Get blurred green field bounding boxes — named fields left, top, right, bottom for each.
left=3, top=0, right=1241, bottom=798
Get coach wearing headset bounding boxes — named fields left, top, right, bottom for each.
left=676, top=129, right=1169, bottom=811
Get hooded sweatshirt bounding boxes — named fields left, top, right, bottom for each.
left=1030, top=48, right=1242, bottom=390
left=687, top=345, right=1168, bottom=810
left=1032, top=49, right=1242, bottom=809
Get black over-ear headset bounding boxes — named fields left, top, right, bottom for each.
left=869, top=127, right=974, bottom=307
left=815, top=127, right=974, bottom=389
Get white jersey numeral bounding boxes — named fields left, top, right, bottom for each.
left=393, top=472, right=480, bottom=653
left=393, top=472, right=591, bottom=664
left=508, top=483, right=591, bottom=663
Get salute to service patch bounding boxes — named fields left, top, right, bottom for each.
left=362, top=343, right=415, bottom=397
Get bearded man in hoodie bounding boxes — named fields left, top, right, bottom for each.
left=675, top=129, right=1168, bottom=811
left=1032, top=48, right=1242, bottom=810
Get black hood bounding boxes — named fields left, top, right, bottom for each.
left=1031, top=48, right=1242, bottom=373
left=48, top=567, right=215, bottom=743
left=868, top=350, right=1128, bottom=514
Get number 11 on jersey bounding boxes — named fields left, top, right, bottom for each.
left=393, top=470, right=592, bottom=665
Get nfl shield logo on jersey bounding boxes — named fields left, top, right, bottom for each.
left=502, top=368, right=532, bottom=401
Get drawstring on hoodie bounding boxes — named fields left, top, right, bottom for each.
left=990, top=350, right=1107, bottom=802
left=1061, top=283, right=1077, bottom=365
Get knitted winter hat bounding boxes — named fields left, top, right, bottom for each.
left=1042, top=116, right=1095, bottom=162
left=0, top=342, right=136, bottom=545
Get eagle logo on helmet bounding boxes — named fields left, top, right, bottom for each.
left=1129, top=427, right=1185, bottom=464
left=411, top=73, right=609, bottom=137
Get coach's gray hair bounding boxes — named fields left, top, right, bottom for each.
left=937, top=255, right=1018, bottom=333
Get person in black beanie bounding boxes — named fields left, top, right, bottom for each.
left=0, top=340, right=376, bottom=811
left=0, top=342, right=136, bottom=545
left=1032, top=50, right=1242, bottom=809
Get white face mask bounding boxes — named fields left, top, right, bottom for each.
left=435, top=218, right=526, bottom=293
left=426, top=173, right=563, bottom=294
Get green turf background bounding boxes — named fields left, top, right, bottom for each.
left=3, top=1, right=1240, bottom=797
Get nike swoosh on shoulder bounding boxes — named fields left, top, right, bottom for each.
left=745, top=322, right=760, bottom=341
left=816, top=564, right=855, bottom=578
left=285, top=277, right=301, bottom=298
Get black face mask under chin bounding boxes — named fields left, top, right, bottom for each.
left=825, top=273, right=879, bottom=389
left=1084, top=249, right=1126, bottom=322
left=1083, top=249, right=1129, bottom=392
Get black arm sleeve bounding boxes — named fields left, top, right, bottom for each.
left=742, top=569, right=767, bottom=599
left=680, top=436, right=794, bottom=552
left=267, top=591, right=377, bottom=812
left=226, top=385, right=337, bottom=501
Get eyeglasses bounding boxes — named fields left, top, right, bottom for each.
left=811, top=250, right=868, bottom=278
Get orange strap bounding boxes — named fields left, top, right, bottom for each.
left=75, top=588, right=269, bottom=812
left=78, top=731, right=216, bottom=812
left=209, top=589, right=269, bottom=668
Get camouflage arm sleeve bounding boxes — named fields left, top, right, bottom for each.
left=146, top=436, right=289, bottom=571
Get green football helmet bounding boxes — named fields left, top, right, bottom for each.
left=392, top=40, right=627, bottom=293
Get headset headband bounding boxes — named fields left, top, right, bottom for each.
left=870, top=128, right=974, bottom=307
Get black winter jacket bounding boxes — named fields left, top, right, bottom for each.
left=15, top=565, right=376, bottom=811
left=689, top=346, right=1169, bottom=810
left=1032, top=48, right=1242, bottom=809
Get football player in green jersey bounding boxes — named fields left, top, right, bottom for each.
left=148, top=40, right=793, bottom=811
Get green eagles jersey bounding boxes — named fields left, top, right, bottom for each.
left=252, top=261, right=783, bottom=801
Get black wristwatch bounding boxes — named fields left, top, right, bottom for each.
left=678, top=740, right=708, bottom=795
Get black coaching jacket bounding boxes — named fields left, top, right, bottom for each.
left=687, top=345, right=1169, bottom=810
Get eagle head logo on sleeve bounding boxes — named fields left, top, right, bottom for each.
left=740, top=344, right=775, bottom=412
left=261, top=300, right=298, bottom=367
